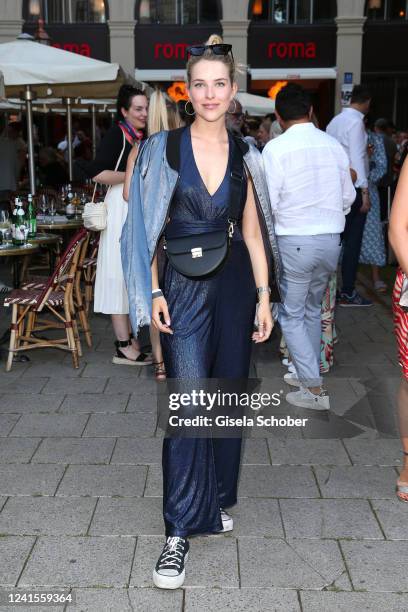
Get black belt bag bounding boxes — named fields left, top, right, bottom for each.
left=164, top=144, right=244, bottom=279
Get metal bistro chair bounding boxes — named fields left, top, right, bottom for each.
left=4, top=228, right=88, bottom=371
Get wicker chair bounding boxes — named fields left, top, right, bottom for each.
left=4, top=228, right=88, bottom=371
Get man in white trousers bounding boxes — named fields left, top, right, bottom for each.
left=263, top=84, right=356, bottom=410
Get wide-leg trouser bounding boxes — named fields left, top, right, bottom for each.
left=161, top=242, right=256, bottom=537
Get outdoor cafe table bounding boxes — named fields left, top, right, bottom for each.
left=21, top=233, right=63, bottom=277
left=37, top=216, right=83, bottom=232
left=0, top=242, right=40, bottom=288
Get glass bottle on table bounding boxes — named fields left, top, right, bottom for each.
left=11, top=197, right=28, bottom=246
left=65, top=184, right=75, bottom=219
left=27, top=193, right=37, bottom=238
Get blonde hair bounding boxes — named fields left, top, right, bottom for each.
left=186, top=33, right=235, bottom=86
left=148, top=89, right=182, bottom=135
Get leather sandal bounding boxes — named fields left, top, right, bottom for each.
left=396, top=451, right=408, bottom=503
left=112, top=339, right=153, bottom=366
left=154, top=361, right=167, bottom=381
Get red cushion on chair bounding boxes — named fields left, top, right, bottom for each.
left=4, top=289, right=65, bottom=308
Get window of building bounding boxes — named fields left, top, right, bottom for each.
left=365, top=0, right=408, bottom=20
left=136, top=0, right=221, bottom=24
left=249, top=0, right=336, bottom=23
left=24, top=0, right=108, bottom=23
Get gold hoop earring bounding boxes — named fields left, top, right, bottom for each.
left=184, top=100, right=196, bottom=116
left=227, top=99, right=237, bottom=114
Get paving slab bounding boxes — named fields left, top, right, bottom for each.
left=40, top=378, right=106, bottom=395
left=82, top=413, right=156, bottom=438
left=130, top=535, right=239, bottom=588
left=300, top=591, right=408, bottom=611
left=227, top=498, right=284, bottom=537
left=0, top=497, right=96, bottom=536
left=238, top=465, right=319, bottom=498
left=0, top=536, right=36, bottom=586
left=89, top=497, right=163, bottom=536
left=58, top=394, right=129, bottom=414
left=0, top=378, right=48, bottom=394
left=0, top=394, right=64, bottom=414
left=343, top=438, right=403, bottom=466
left=21, top=362, right=85, bottom=378
left=110, top=438, right=162, bottom=465
left=128, top=588, right=183, bottom=612
left=280, top=499, right=383, bottom=539
left=67, top=588, right=133, bottom=612
left=11, top=415, right=88, bottom=437
left=239, top=538, right=345, bottom=589
left=126, top=393, right=161, bottom=412
left=19, top=536, right=136, bottom=588
left=0, top=465, right=65, bottom=496
left=0, top=415, right=20, bottom=436
left=56, top=465, right=147, bottom=497
left=185, top=588, right=300, bottom=612
left=268, top=439, right=351, bottom=465
left=104, top=377, right=159, bottom=395
left=32, top=438, right=115, bottom=465
left=341, top=540, right=408, bottom=591
left=314, top=466, right=396, bottom=499
left=241, top=438, right=271, bottom=464
left=371, top=499, right=408, bottom=540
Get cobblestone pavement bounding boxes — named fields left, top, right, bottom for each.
left=0, top=281, right=407, bottom=612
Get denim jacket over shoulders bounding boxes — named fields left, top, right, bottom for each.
left=121, top=127, right=282, bottom=334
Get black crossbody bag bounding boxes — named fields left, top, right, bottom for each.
left=164, top=142, right=244, bottom=279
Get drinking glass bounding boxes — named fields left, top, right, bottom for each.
left=39, top=194, right=48, bottom=217
left=49, top=198, right=57, bottom=222
left=0, top=210, right=12, bottom=245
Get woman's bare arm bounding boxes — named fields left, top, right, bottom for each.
left=242, top=178, right=273, bottom=342
left=93, top=170, right=125, bottom=186
left=123, top=144, right=140, bottom=202
left=389, top=159, right=408, bottom=276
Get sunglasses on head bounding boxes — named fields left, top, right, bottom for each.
left=187, top=44, right=234, bottom=61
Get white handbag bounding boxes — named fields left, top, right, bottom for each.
left=82, top=131, right=127, bottom=232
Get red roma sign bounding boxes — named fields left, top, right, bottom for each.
left=268, top=42, right=316, bottom=60
left=52, top=42, right=91, bottom=56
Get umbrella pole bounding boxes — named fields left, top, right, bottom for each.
left=91, top=104, right=97, bottom=159
left=66, top=97, right=73, bottom=181
left=24, top=85, right=36, bottom=195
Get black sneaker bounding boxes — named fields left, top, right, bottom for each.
left=338, top=291, right=373, bottom=307
left=220, top=508, right=234, bottom=532
left=153, top=536, right=189, bottom=589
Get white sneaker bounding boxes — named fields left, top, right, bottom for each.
left=286, top=388, right=330, bottom=411
left=287, top=362, right=295, bottom=373
left=220, top=508, right=233, bottom=532
left=281, top=357, right=291, bottom=367
left=283, top=372, right=300, bottom=387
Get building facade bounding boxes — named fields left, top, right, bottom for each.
left=1, top=1, right=407, bottom=126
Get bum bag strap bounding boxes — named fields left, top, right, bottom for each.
left=228, top=136, right=245, bottom=224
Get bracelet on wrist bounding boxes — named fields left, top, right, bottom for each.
left=257, top=286, right=271, bottom=300
left=152, top=289, right=163, bottom=299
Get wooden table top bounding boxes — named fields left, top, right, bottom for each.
left=29, top=233, right=63, bottom=245
left=37, top=217, right=83, bottom=231
left=0, top=243, right=40, bottom=257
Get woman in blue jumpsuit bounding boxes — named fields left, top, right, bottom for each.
left=147, top=35, right=277, bottom=590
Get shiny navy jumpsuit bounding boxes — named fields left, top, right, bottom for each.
left=161, top=127, right=256, bottom=537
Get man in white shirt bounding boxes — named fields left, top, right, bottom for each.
left=263, top=83, right=356, bottom=411
left=326, top=85, right=372, bottom=306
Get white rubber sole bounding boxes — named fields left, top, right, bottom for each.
left=112, top=356, right=152, bottom=366
left=221, top=517, right=233, bottom=532
left=153, top=552, right=188, bottom=589
left=283, top=374, right=301, bottom=388
left=286, top=392, right=330, bottom=411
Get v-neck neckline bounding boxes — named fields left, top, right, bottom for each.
left=188, top=126, right=230, bottom=199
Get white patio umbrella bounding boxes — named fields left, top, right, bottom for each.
left=236, top=92, right=276, bottom=116
left=0, top=36, right=121, bottom=193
